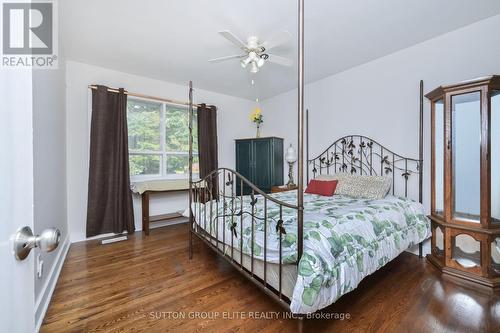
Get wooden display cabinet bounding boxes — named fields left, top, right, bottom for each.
left=426, top=76, right=500, bottom=290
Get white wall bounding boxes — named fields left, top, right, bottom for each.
left=32, top=1, right=70, bottom=328
left=32, top=65, right=69, bottom=325
left=262, top=13, right=500, bottom=215
left=66, top=61, right=254, bottom=242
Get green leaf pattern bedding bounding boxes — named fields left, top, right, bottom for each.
left=191, top=191, right=430, bottom=314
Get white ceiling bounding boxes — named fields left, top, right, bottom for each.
left=61, top=0, right=500, bottom=100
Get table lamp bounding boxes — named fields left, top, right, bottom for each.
left=285, top=144, right=297, bottom=188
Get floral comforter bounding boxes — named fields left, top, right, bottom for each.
left=191, top=191, right=430, bottom=314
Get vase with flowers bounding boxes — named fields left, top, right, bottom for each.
left=250, top=107, right=263, bottom=138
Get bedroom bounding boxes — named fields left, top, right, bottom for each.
left=1, top=0, right=500, bottom=332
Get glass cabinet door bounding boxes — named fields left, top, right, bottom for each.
left=452, top=233, right=481, bottom=268
left=434, top=100, right=445, bottom=217
left=492, top=237, right=500, bottom=276
left=451, top=92, right=481, bottom=223
left=492, top=91, right=500, bottom=225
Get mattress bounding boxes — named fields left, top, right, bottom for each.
left=191, top=191, right=430, bottom=313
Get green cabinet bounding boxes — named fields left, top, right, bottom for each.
left=235, top=137, right=284, bottom=194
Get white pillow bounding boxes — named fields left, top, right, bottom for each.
left=335, top=173, right=392, bottom=199
left=315, top=173, right=391, bottom=199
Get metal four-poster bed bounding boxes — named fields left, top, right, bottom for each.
left=186, top=0, right=425, bottom=330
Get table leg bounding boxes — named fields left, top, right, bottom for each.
left=142, top=191, right=150, bottom=236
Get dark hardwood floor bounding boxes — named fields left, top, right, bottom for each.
left=41, top=224, right=500, bottom=332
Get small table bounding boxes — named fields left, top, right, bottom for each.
left=131, top=180, right=190, bottom=236
left=271, top=185, right=298, bottom=193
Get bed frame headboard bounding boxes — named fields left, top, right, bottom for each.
left=306, top=82, right=424, bottom=203
left=306, top=134, right=422, bottom=200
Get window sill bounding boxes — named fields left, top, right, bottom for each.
left=130, top=175, right=199, bottom=183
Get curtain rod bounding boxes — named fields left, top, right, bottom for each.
left=88, top=85, right=202, bottom=108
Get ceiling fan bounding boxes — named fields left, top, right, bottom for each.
left=208, top=30, right=293, bottom=73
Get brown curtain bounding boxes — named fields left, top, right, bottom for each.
left=197, top=104, right=218, bottom=198
left=86, top=85, right=135, bottom=237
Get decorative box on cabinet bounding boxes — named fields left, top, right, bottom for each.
left=426, top=76, right=500, bottom=290
left=235, top=137, right=284, bottom=194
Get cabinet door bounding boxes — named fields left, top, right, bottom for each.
left=253, top=139, right=272, bottom=192
left=236, top=140, right=252, bottom=195
left=450, top=91, right=481, bottom=224
left=491, top=90, right=500, bottom=226
left=432, top=99, right=445, bottom=218
left=271, top=138, right=284, bottom=186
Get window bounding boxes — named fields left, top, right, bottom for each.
left=127, top=97, right=198, bottom=180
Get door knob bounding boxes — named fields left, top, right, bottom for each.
left=13, top=226, right=61, bottom=261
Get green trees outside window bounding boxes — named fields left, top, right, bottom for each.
left=127, top=98, right=198, bottom=179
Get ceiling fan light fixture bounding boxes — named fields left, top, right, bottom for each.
left=250, top=62, right=259, bottom=74
left=240, top=56, right=251, bottom=68
left=256, top=57, right=265, bottom=68
left=249, top=51, right=259, bottom=61
left=211, top=30, right=292, bottom=73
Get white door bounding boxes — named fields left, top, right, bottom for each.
left=0, top=69, right=36, bottom=332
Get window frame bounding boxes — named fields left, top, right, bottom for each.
left=127, top=96, right=198, bottom=181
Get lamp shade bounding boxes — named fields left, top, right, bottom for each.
left=285, top=144, right=297, bottom=163
left=241, top=57, right=251, bottom=68
left=256, top=57, right=265, bottom=68
left=250, top=62, right=259, bottom=73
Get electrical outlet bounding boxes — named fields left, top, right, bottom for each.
left=37, top=254, right=43, bottom=279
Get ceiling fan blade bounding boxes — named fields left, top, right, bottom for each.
left=219, top=30, right=247, bottom=50
left=208, top=54, right=247, bottom=63
left=261, top=31, right=292, bottom=51
left=266, top=54, right=293, bottom=67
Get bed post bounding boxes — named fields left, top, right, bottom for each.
left=297, top=0, right=305, bottom=263
left=306, top=109, right=309, bottom=184
left=188, top=80, right=194, bottom=260
left=296, top=1, right=305, bottom=330
left=418, top=79, right=424, bottom=259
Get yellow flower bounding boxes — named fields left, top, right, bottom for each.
left=250, top=107, right=262, bottom=122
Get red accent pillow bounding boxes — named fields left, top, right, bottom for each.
left=305, top=179, right=338, bottom=196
